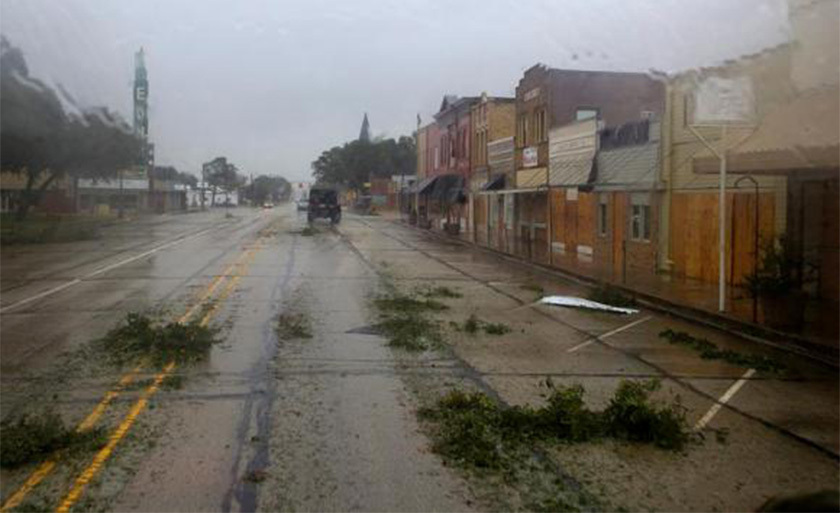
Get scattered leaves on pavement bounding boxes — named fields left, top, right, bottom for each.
left=659, top=329, right=785, bottom=373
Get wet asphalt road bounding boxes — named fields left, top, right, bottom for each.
left=1, top=205, right=837, bottom=512
left=0, top=206, right=472, bottom=512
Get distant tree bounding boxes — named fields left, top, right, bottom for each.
left=310, top=134, right=416, bottom=189
left=0, top=37, right=142, bottom=219
left=242, top=175, right=290, bottom=205
left=177, top=171, right=198, bottom=188
left=204, top=157, right=245, bottom=206
left=311, top=146, right=347, bottom=186
left=150, top=166, right=198, bottom=188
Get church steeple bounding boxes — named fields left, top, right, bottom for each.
left=359, top=113, right=371, bottom=142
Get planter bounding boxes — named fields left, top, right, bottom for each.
left=760, top=290, right=807, bottom=332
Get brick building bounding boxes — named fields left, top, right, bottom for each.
left=470, top=93, right=515, bottom=244
left=511, top=64, right=665, bottom=265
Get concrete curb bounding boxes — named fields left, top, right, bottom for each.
left=389, top=218, right=840, bottom=370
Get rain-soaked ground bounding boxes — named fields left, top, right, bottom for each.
left=0, top=205, right=837, bottom=512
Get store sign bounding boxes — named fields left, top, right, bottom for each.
left=693, top=76, right=755, bottom=124
left=523, top=87, right=540, bottom=102
left=523, top=147, right=538, bottom=168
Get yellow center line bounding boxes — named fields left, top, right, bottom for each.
left=0, top=364, right=144, bottom=513
left=55, top=362, right=177, bottom=513
left=0, top=244, right=259, bottom=513
left=54, top=242, right=261, bottom=513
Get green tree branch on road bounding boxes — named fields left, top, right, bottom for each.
left=0, top=37, right=142, bottom=220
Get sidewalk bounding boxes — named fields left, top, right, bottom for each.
left=385, top=210, right=839, bottom=365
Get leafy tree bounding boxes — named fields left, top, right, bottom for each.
left=1, top=37, right=142, bottom=219
left=204, top=157, right=245, bottom=206
left=150, top=166, right=198, bottom=187
left=241, top=175, right=290, bottom=205
left=311, top=135, right=416, bottom=189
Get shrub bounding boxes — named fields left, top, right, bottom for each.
left=602, top=380, right=689, bottom=450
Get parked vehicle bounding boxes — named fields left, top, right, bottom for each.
left=307, top=187, right=341, bottom=224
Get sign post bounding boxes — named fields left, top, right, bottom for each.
left=688, top=76, right=755, bottom=312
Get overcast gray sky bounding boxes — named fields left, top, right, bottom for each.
left=1, top=0, right=789, bottom=181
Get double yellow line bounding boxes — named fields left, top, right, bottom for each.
left=1, top=243, right=261, bottom=513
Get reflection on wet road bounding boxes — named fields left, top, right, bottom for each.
left=1, top=205, right=837, bottom=512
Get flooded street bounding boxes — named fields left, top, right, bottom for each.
left=1, top=205, right=837, bottom=511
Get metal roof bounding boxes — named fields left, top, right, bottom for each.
left=594, top=141, right=660, bottom=191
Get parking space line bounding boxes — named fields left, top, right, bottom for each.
left=566, top=316, right=652, bottom=353
left=693, top=368, right=756, bottom=431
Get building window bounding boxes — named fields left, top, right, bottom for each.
left=517, top=114, right=528, bottom=147
left=630, top=193, right=651, bottom=241
left=434, top=147, right=440, bottom=169
left=575, top=108, right=599, bottom=121
left=539, top=109, right=547, bottom=141
left=598, top=196, right=608, bottom=237
left=531, top=109, right=547, bottom=142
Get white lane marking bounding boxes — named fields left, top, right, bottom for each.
left=566, top=316, right=652, bottom=353
left=0, top=226, right=217, bottom=314
left=693, top=368, right=756, bottom=431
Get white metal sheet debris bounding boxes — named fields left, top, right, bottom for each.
left=538, top=296, right=638, bottom=315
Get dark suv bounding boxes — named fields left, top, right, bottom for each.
left=307, top=187, right=341, bottom=224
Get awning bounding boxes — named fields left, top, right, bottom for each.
left=593, top=140, right=660, bottom=191
left=693, top=87, right=839, bottom=174
left=548, top=152, right=596, bottom=186
left=429, top=174, right=465, bottom=204
left=548, top=118, right=598, bottom=186
left=408, top=175, right=438, bottom=194
left=481, top=174, right=506, bottom=191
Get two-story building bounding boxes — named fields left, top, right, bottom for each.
left=512, top=65, right=664, bottom=264
left=470, top=93, right=515, bottom=245
left=410, top=95, right=479, bottom=232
